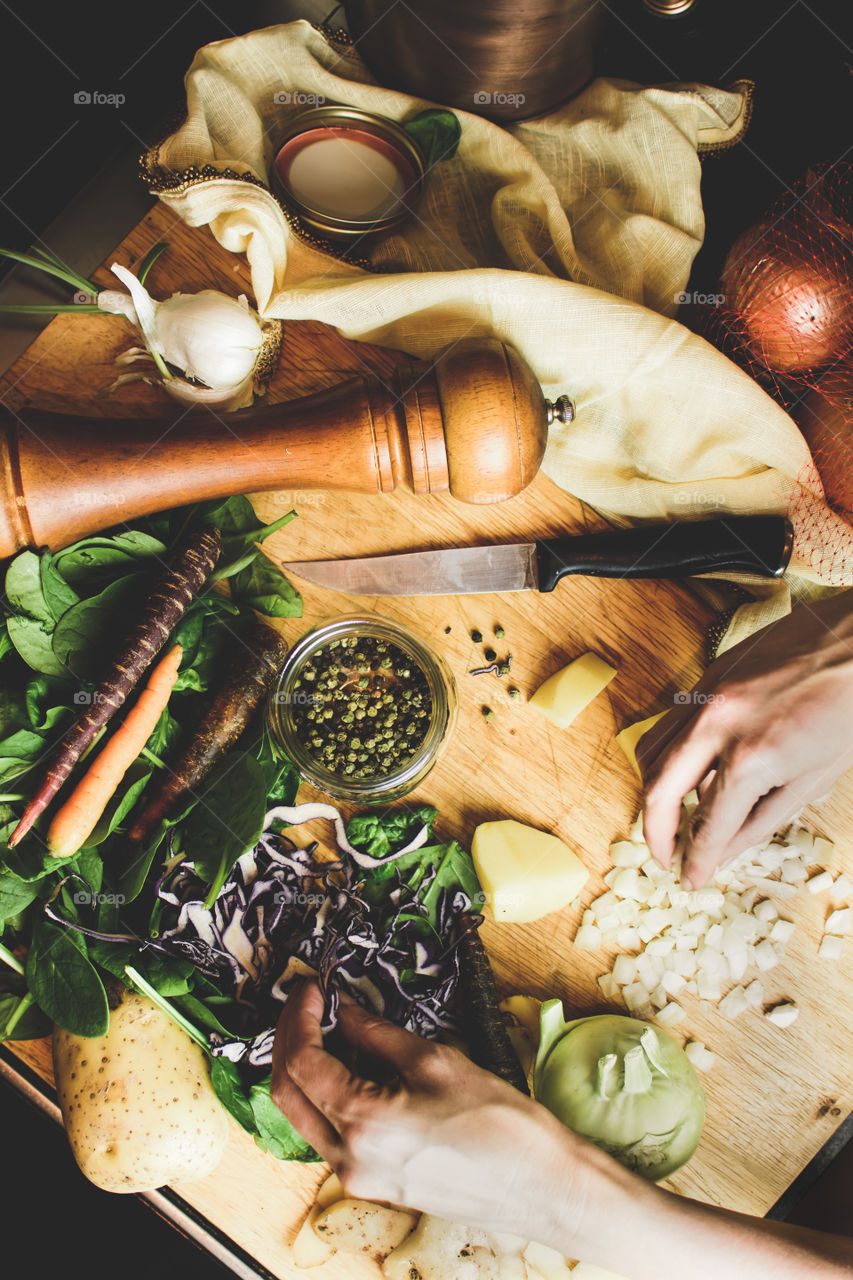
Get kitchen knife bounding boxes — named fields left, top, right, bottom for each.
left=283, top=515, right=794, bottom=596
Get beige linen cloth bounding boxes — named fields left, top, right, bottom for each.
left=144, top=20, right=853, bottom=650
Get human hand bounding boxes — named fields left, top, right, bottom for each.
left=638, top=591, right=853, bottom=887
left=270, top=981, right=605, bottom=1250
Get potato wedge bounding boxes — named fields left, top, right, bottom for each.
left=615, top=711, right=667, bottom=778
left=383, top=1213, right=528, bottom=1280
left=292, top=1172, right=347, bottom=1269
left=53, top=988, right=228, bottom=1193
left=522, top=1240, right=575, bottom=1279
left=314, top=1198, right=418, bottom=1262
left=529, top=653, right=616, bottom=730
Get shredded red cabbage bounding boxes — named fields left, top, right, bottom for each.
left=154, top=827, right=473, bottom=1067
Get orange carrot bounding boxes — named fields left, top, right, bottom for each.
left=46, top=644, right=183, bottom=858
left=9, top=524, right=221, bottom=848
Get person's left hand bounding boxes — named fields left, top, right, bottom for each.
left=270, top=980, right=603, bottom=1248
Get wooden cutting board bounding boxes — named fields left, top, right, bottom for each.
left=4, top=203, right=853, bottom=1279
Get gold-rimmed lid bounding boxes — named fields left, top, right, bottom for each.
left=269, top=105, right=426, bottom=241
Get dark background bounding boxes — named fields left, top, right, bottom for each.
left=2, top=1, right=853, bottom=1276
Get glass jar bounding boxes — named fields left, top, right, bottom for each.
left=267, top=614, right=456, bottom=804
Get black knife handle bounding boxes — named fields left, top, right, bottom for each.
left=536, top=516, right=794, bottom=590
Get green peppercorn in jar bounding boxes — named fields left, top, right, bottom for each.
left=267, top=615, right=456, bottom=802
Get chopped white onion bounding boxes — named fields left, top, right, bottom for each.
left=574, top=924, right=602, bottom=950
left=819, top=935, right=844, bottom=960
left=765, top=1002, right=799, bottom=1028
left=719, top=986, right=749, bottom=1019
left=807, top=871, right=834, bottom=895
left=684, top=1041, right=716, bottom=1071
left=656, top=1002, right=686, bottom=1027
left=826, top=907, right=851, bottom=934
left=769, top=919, right=795, bottom=944
left=830, top=872, right=852, bottom=903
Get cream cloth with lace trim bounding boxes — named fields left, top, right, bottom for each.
left=146, top=20, right=853, bottom=650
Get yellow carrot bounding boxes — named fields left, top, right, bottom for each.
left=46, top=644, right=183, bottom=858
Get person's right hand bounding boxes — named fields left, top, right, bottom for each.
left=270, top=981, right=619, bottom=1251
left=638, top=590, right=853, bottom=887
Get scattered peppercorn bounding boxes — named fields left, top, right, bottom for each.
left=498, top=661, right=511, bottom=676
left=494, top=626, right=505, bottom=639
left=484, top=647, right=496, bottom=662
left=471, top=629, right=483, bottom=644
left=444, top=625, right=452, bottom=634
left=508, top=686, right=521, bottom=700
left=481, top=705, right=495, bottom=721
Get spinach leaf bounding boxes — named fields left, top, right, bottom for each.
left=249, top=1077, right=320, bottom=1161
left=115, top=824, right=168, bottom=903
left=25, top=675, right=73, bottom=733
left=210, top=1057, right=257, bottom=1133
left=7, top=615, right=68, bottom=677
left=230, top=550, right=302, bottom=619
left=345, top=805, right=438, bottom=861
left=0, top=987, right=52, bottom=1040
left=52, top=575, right=143, bottom=680
left=89, top=941, right=194, bottom=998
left=0, top=871, right=38, bottom=924
left=182, top=751, right=267, bottom=901
left=403, top=108, right=461, bottom=168
left=53, top=532, right=167, bottom=589
left=39, top=552, right=79, bottom=621
left=174, top=992, right=240, bottom=1037
left=25, top=920, right=109, bottom=1037
left=5, top=551, right=53, bottom=623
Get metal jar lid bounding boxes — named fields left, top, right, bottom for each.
left=269, top=106, right=426, bottom=242
left=642, top=0, right=696, bottom=13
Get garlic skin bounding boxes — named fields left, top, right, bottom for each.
left=98, top=263, right=281, bottom=410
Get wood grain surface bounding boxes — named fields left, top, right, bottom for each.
left=3, top=202, right=853, bottom=1279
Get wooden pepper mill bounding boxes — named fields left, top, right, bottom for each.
left=0, top=338, right=572, bottom=558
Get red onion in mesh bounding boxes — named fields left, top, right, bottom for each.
left=722, top=213, right=853, bottom=375
left=796, top=368, right=853, bottom=522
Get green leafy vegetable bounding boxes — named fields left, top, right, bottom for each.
left=181, top=750, right=268, bottom=906
left=24, top=920, right=109, bottom=1037
left=249, top=1078, right=320, bottom=1161
left=404, top=108, right=461, bottom=169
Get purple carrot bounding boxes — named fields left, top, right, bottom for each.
left=8, top=524, right=221, bottom=847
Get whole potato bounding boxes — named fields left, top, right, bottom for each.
left=53, top=987, right=228, bottom=1192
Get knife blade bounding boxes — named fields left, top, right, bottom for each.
left=282, top=515, right=794, bottom=597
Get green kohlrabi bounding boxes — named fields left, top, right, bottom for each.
left=533, top=1002, right=705, bottom=1181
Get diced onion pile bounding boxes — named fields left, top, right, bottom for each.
left=575, top=793, right=848, bottom=1059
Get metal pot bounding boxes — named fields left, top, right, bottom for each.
left=344, top=0, right=603, bottom=122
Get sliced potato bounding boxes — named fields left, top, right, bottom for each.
left=383, top=1213, right=528, bottom=1280
left=53, top=989, right=228, bottom=1193
left=314, top=1199, right=418, bottom=1262
left=292, top=1172, right=347, bottom=1269
left=529, top=653, right=616, bottom=730
left=472, top=820, right=589, bottom=923
left=522, top=1240, right=575, bottom=1279
left=615, top=711, right=667, bottom=778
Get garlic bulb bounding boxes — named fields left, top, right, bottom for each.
left=98, top=263, right=281, bottom=411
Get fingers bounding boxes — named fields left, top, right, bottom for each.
left=685, top=776, right=821, bottom=885
left=335, top=999, right=435, bottom=1079
left=271, top=982, right=348, bottom=1161
left=679, top=757, right=777, bottom=887
left=641, top=721, right=722, bottom=868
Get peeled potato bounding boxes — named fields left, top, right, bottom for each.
left=313, top=1199, right=418, bottom=1262
left=500, top=996, right=542, bottom=1084
left=529, top=653, right=616, bottom=730
left=523, top=1241, right=575, bottom=1279
left=53, top=988, right=228, bottom=1193
left=615, top=711, right=667, bottom=778
left=472, top=820, right=589, bottom=923
left=383, top=1214, right=528, bottom=1280
left=293, top=1173, right=347, bottom=1268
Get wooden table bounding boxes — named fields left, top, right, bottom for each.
left=3, top=202, right=853, bottom=1279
